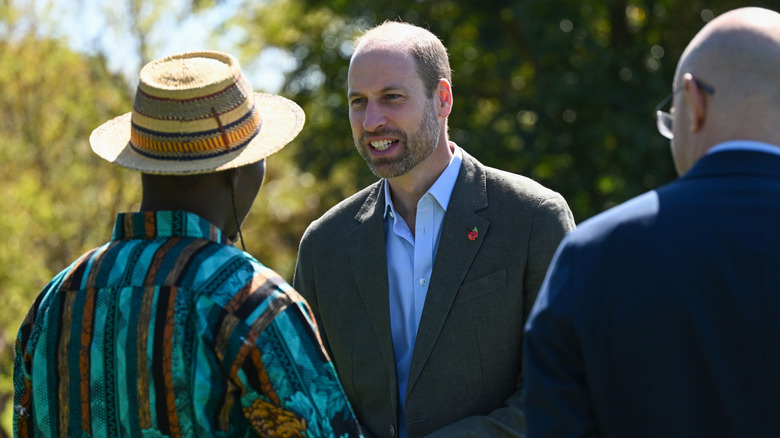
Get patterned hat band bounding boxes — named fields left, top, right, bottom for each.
left=90, top=51, right=304, bottom=175
left=129, top=73, right=262, bottom=160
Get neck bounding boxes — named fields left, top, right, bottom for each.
left=139, top=173, right=234, bottom=235
left=386, top=141, right=454, bottom=233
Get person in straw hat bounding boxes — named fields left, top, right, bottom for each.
left=13, top=51, right=362, bottom=437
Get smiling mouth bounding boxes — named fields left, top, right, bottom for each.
left=370, top=139, right=397, bottom=151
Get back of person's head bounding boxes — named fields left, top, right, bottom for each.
left=89, top=50, right=305, bottom=241
left=675, top=7, right=780, bottom=150
left=355, top=21, right=451, bottom=97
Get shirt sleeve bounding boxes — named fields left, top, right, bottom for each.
left=230, top=283, right=362, bottom=437
left=13, top=270, right=67, bottom=438
left=13, top=308, right=36, bottom=438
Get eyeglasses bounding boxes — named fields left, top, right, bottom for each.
left=654, top=78, right=715, bottom=139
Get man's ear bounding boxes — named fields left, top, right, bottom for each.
left=684, top=73, right=708, bottom=133
left=436, top=78, right=453, bottom=118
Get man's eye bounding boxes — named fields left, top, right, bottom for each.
left=385, top=94, right=401, bottom=100
left=349, top=97, right=366, bottom=106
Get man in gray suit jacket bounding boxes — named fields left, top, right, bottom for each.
left=294, top=21, right=574, bottom=438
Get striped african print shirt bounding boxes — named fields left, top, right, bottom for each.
left=13, top=210, right=361, bottom=437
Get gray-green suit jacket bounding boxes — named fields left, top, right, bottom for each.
left=293, top=149, right=575, bottom=437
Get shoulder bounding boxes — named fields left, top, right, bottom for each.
left=170, top=239, right=287, bottom=302
left=200, top=245, right=303, bottom=311
left=461, top=153, right=573, bottom=231
left=301, top=181, right=382, bottom=240
left=532, top=188, right=666, bottom=318
left=18, top=243, right=113, bottom=350
left=564, top=189, right=661, bottom=250
left=463, top=151, right=567, bottom=205
left=488, top=165, right=564, bottom=204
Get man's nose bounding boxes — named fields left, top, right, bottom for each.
left=362, top=100, right=387, bottom=132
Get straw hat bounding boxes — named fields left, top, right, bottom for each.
left=90, top=51, right=304, bottom=174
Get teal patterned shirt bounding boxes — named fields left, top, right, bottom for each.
left=14, top=210, right=361, bottom=437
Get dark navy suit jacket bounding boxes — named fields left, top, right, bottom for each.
left=524, top=148, right=780, bottom=437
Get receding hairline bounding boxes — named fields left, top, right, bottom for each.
left=350, top=21, right=452, bottom=98
left=353, top=21, right=441, bottom=54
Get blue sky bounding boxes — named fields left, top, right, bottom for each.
left=25, top=0, right=293, bottom=92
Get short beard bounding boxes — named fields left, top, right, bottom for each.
left=355, top=100, right=441, bottom=179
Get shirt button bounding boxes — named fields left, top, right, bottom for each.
left=419, top=278, right=427, bottom=286
left=389, top=424, right=396, bottom=436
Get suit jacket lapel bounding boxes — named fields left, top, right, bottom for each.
left=346, top=181, right=399, bottom=405
left=406, top=152, right=490, bottom=395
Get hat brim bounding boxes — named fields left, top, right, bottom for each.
left=89, top=93, right=305, bottom=174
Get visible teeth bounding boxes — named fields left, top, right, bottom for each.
left=370, top=140, right=393, bottom=151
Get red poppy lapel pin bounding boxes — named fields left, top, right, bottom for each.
left=468, top=227, right=479, bottom=241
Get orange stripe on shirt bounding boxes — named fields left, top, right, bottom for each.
left=58, top=291, right=77, bottom=438
left=163, top=287, right=181, bottom=437
left=144, top=211, right=156, bottom=238
left=144, top=238, right=181, bottom=287
left=79, top=288, right=96, bottom=433
left=163, top=240, right=210, bottom=286
left=136, top=286, right=155, bottom=428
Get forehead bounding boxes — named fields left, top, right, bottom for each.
left=348, top=46, right=423, bottom=93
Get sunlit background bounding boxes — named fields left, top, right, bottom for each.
left=2, top=0, right=777, bottom=434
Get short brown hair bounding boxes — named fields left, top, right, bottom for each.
left=355, top=21, right=452, bottom=98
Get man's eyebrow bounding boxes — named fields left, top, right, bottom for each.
left=348, top=85, right=410, bottom=98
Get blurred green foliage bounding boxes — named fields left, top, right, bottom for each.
left=0, top=34, right=136, bottom=434
left=233, top=0, right=780, bottom=280
left=246, top=0, right=779, bottom=223
left=3, top=0, right=780, bottom=435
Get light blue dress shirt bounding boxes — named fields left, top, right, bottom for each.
left=707, top=140, right=780, bottom=157
left=383, top=147, right=463, bottom=437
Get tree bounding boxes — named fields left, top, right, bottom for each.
left=235, top=0, right=780, bottom=225
left=0, top=32, right=134, bottom=437
left=3, top=0, right=780, bottom=435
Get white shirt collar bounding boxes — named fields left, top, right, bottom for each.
left=383, top=146, right=463, bottom=218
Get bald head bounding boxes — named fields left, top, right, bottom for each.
left=353, top=21, right=451, bottom=97
left=673, top=7, right=780, bottom=161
